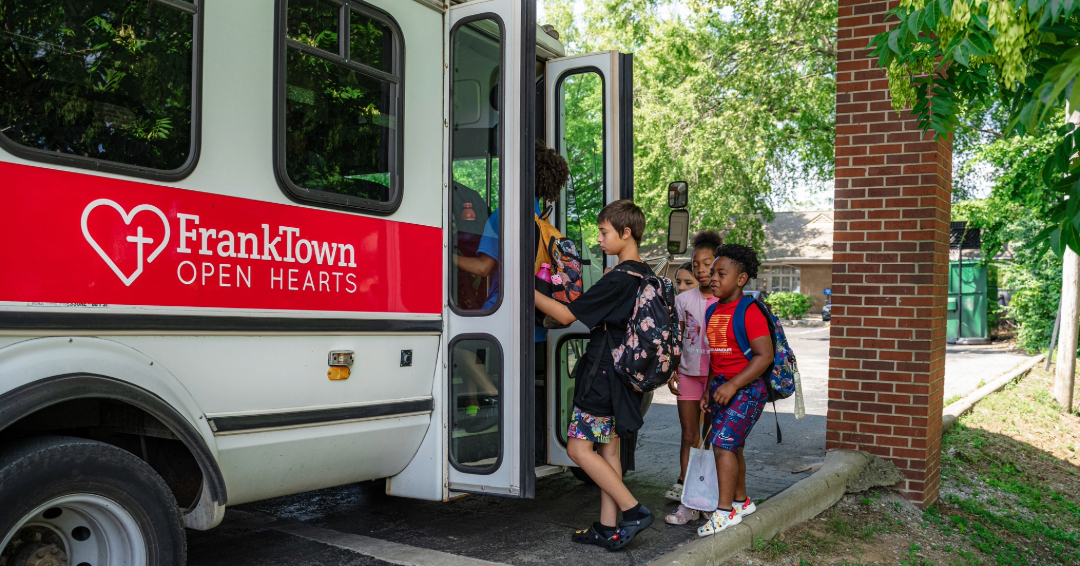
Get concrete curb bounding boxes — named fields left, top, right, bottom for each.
left=647, top=450, right=873, bottom=566
left=941, top=354, right=1045, bottom=432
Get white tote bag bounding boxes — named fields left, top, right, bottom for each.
left=681, top=441, right=719, bottom=512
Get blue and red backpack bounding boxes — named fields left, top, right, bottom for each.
left=704, top=295, right=798, bottom=442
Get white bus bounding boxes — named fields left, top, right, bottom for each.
left=0, top=0, right=644, bottom=563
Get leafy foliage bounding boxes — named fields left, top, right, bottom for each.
left=543, top=0, right=837, bottom=251
left=765, top=291, right=814, bottom=319
left=866, top=0, right=1080, bottom=255
left=954, top=133, right=1067, bottom=351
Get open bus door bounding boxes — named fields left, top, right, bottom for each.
left=441, top=0, right=537, bottom=498
left=544, top=52, right=634, bottom=468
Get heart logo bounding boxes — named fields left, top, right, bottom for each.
left=81, top=199, right=171, bottom=286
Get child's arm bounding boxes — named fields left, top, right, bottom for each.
left=710, top=335, right=772, bottom=406
left=455, top=254, right=497, bottom=277
left=534, top=290, right=577, bottom=326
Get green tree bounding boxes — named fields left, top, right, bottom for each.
left=867, top=0, right=1080, bottom=255
left=543, top=0, right=837, bottom=250
left=954, top=133, right=1063, bottom=350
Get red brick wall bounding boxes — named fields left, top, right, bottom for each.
left=830, top=0, right=951, bottom=507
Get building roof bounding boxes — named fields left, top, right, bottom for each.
left=643, top=210, right=835, bottom=264
left=762, top=211, right=833, bottom=262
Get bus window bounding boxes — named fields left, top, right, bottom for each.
left=449, top=19, right=503, bottom=314
left=278, top=0, right=403, bottom=211
left=558, top=71, right=605, bottom=288
left=449, top=337, right=502, bottom=473
left=554, top=336, right=587, bottom=448
left=0, top=0, right=198, bottom=179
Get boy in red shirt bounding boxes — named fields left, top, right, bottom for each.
left=697, top=244, right=773, bottom=537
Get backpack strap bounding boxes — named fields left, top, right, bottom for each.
left=731, top=296, right=757, bottom=360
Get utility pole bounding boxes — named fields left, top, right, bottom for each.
left=1055, top=107, right=1080, bottom=412
left=1055, top=246, right=1078, bottom=411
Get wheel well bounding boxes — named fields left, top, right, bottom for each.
left=0, top=398, right=204, bottom=509
left=0, top=374, right=227, bottom=510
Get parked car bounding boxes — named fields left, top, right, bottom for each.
left=743, top=290, right=769, bottom=302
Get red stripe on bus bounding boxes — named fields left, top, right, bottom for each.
left=0, top=163, right=443, bottom=315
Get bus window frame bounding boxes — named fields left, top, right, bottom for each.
left=554, top=67, right=607, bottom=255
left=272, top=0, right=406, bottom=215
left=447, top=333, right=505, bottom=475
left=447, top=14, right=506, bottom=317
left=0, top=0, right=204, bottom=182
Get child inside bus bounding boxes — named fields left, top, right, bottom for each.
left=697, top=244, right=771, bottom=537
left=453, top=142, right=569, bottom=430
left=673, top=262, right=697, bottom=295
left=534, top=200, right=654, bottom=551
left=664, top=231, right=722, bottom=525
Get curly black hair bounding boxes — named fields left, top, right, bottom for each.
left=715, top=243, right=760, bottom=280
left=691, top=230, right=723, bottom=255
left=535, top=140, right=569, bottom=204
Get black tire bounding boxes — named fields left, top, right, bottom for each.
left=0, top=435, right=186, bottom=566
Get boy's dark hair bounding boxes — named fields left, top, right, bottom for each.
left=677, top=261, right=693, bottom=275
left=535, top=140, right=569, bottom=204
left=715, top=244, right=760, bottom=280
left=597, top=199, right=646, bottom=244
left=691, top=230, right=723, bottom=255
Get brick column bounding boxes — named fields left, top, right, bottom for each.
left=829, top=0, right=951, bottom=507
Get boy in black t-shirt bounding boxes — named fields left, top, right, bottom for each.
left=535, top=200, right=654, bottom=551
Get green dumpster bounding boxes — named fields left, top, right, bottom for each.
left=947, top=261, right=989, bottom=344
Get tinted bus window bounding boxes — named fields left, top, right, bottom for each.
left=0, top=0, right=197, bottom=177
left=448, top=19, right=503, bottom=314
left=279, top=0, right=403, bottom=211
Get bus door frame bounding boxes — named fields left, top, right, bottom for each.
left=544, top=51, right=633, bottom=467
left=443, top=0, right=537, bottom=499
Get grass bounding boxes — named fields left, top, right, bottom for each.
left=728, top=363, right=1080, bottom=566
left=932, top=363, right=1080, bottom=565
left=944, top=394, right=963, bottom=407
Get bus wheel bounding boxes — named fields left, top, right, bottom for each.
left=0, top=436, right=186, bottom=566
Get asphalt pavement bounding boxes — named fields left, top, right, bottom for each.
left=186, top=327, right=1026, bottom=566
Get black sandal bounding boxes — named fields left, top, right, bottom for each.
left=571, top=525, right=608, bottom=547
left=608, top=512, right=655, bottom=551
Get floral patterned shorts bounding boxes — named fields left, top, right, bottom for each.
left=567, top=407, right=618, bottom=444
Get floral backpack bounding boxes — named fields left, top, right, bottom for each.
left=587, top=265, right=682, bottom=393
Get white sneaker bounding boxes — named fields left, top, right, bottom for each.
left=697, top=508, right=742, bottom=537
left=664, top=482, right=683, bottom=502
left=733, top=497, right=756, bottom=516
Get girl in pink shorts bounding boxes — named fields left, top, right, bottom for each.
left=664, top=231, right=722, bottom=524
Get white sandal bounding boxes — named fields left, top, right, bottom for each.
left=664, top=482, right=683, bottom=502
left=697, top=508, right=742, bottom=537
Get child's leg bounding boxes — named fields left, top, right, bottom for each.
left=567, top=437, right=637, bottom=524
left=713, top=446, right=738, bottom=511
left=596, top=438, right=625, bottom=527
left=676, top=399, right=701, bottom=481
left=734, top=446, right=748, bottom=502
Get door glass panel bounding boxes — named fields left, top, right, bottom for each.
left=449, top=19, right=502, bottom=312
left=555, top=337, right=588, bottom=447
left=450, top=338, right=502, bottom=472
left=558, top=71, right=604, bottom=289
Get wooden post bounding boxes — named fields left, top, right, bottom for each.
left=1055, top=246, right=1078, bottom=411
left=1055, top=107, right=1080, bottom=412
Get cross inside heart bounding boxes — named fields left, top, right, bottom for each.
left=81, top=199, right=171, bottom=286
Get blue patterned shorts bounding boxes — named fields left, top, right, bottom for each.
left=706, top=377, right=767, bottom=452
left=567, top=407, right=618, bottom=444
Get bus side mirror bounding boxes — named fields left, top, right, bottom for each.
left=667, top=209, right=690, bottom=255
left=668, top=181, right=688, bottom=209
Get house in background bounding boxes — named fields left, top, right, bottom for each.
left=643, top=210, right=834, bottom=313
